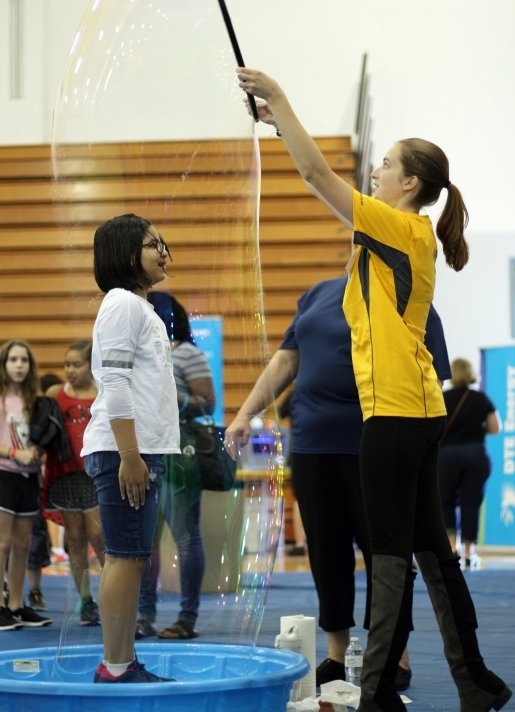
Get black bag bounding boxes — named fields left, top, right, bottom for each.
left=180, top=418, right=236, bottom=491
left=29, top=396, right=72, bottom=462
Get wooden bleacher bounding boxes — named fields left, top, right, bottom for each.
left=0, top=137, right=354, bottom=419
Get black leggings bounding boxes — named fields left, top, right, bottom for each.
left=360, top=416, right=450, bottom=562
left=292, top=452, right=372, bottom=632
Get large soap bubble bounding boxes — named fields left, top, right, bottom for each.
left=51, top=0, right=284, bottom=656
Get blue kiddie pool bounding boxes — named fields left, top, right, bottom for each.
left=0, top=642, right=309, bottom=712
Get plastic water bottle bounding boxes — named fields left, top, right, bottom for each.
left=345, top=636, right=363, bottom=686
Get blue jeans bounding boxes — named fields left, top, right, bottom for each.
left=84, top=451, right=164, bottom=559
left=139, top=455, right=205, bottom=623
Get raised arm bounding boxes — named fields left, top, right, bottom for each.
left=224, top=348, right=299, bottom=459
left=237, top=68, right=354, bottom=226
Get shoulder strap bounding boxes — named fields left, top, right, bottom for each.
left=443, top=390, right=470, bottom=438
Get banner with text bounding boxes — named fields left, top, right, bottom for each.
left=481, top=345, right=515, bottom=545
left=191, top=317, right=224, bottom=426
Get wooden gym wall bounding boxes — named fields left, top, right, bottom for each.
left=0, top=137, right=354, bottom=420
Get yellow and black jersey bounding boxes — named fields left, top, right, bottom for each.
left=343, top=190, right=446, bottom=421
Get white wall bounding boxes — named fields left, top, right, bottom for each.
left=1, top=0, right=514, bottom=373
left=434, top=231, right=515, bottom=379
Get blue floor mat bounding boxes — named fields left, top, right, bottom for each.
left=0, top=569, right=514, bottom=711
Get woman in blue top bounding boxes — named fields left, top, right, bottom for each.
left=226, top=275, right=450, bottom=691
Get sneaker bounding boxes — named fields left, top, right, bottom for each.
left=94, top=660, right=174, bottom=683
left=395, top=665, right=412, bottom=691
left=135, top=618, right=157, bottom=639
left=0, top=606, right=23, bottom=631
left=80, top=597, right=100, bottom=626
left=11, top=606, right=52, bottom=627
left=28, top=587, right=48, bottom=611
left=316, top=658, right=346, bottom=686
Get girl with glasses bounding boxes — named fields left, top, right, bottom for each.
left=82, top=213, right=180, bottom=684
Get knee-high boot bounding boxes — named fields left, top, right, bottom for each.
left=415, top=551, right=512, bottom=712
left=357, top=555, right=414, bottom=712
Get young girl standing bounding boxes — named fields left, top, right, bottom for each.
left=82, top=214, right=180, bottom=683
left=0, top=340, right=52, bottom=630
left=45, top=339, right=105, bottom=625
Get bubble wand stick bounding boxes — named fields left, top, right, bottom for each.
left=217, top=0, right=259, bottom=122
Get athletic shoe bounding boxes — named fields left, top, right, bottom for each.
left=94, top=660, right=174, bottom=683
left=51, top=551, right=69, bottom=564
left=395, top=665, right=412, bottom=691
left=80, top=596, right=100, bottom=626
left=11, top=606, right=52, bottom=627
left=135, top=618, right=157, bottom=639
left=316, top=658, right=346, bottom=686
left=0, top=606, right=23, bottom=631
left=28, top=587, right=48, bottom=611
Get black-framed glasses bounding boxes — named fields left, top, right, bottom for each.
left=142, top=237, right=169, bottom=257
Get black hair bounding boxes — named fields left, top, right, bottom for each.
left=147, top=291, right=195, bottom=344
left=40, top=372, right=63, bottom=392
left=93, top=213, right=153, bottom=293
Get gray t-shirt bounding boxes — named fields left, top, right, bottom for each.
left=171, top=341, right=212, bottom=396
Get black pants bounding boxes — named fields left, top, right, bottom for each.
left=358, top=417, right=505, bottom=710
left=360, top=416, right=450, bottom=562
left=438, top=443, right=491, bottom=543
left=292, top=452, right=372, bottom=632
left=28, top=510, right=51, bottom=571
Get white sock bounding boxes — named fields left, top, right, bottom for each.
left=106, top=660, right=133, bottom=677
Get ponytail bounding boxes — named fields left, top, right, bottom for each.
left=398, top=138, right=470, bottom=272
left=436, top=183, right=469, bottom=272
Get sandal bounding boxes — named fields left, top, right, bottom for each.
left=157, top=619, right=199, bottom=640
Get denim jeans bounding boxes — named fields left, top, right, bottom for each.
left=84, top=451, right=164, bottom=559
left=139, top=455, right=205, bottom=623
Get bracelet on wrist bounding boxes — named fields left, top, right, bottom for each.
left=8, top=447, right=17, bottom=459
left=118, top=446, right=139, bottom=455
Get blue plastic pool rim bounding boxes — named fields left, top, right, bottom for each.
left=0, top=642, right=310, bottom=697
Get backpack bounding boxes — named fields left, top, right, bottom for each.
left=29, top=396, right=72, bottom=462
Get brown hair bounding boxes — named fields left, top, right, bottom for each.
left=0, top=340, right=40, bottom=415
left=450, top=357, right=476, bottom=387
left=398, top=138, right=469, bottom=272
left=67, top=339, right=93, bottom=365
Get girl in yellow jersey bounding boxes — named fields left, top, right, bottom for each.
left=236, top=68, right=511, bottom=712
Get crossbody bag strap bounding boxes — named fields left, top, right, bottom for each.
left=443, top=389, right=470, bottom=438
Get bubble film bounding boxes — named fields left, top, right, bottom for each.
left=51, top=0, right=284, bottom=653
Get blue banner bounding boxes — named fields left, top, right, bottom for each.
left=191, top=317, right=224, bottom=426
left=481, top=346, right=515, bottom=545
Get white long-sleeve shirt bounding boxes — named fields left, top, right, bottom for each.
left=82, top=288, right=180, bottom=455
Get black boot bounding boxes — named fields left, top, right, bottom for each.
left=415, top=551, right=512, bottom=712
left=357, top=555, right=413, bottom=712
